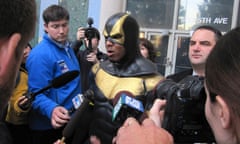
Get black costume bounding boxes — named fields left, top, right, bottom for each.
left=72, top=13, right=164, bottom=144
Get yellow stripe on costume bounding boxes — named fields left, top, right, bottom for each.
left=92, top=63, right=163, bottom=99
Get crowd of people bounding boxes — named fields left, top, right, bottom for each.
left=1, top=1, right=240, bottom=144
left=114, top=26, right=240, bottom=144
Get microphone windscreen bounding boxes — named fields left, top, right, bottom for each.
left=87, top=17, right=94, bottom=25
left=52, top=70, right=79, bottom=88
left=63, top=98, right=90, bottom=138
left=62, top=89, right=94, bottom=139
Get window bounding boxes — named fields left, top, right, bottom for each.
left=59, top=0, right=89, bottom=40
left=178, top=0, right=234, bottom=31
left=126, top=0, right=175, bottom=29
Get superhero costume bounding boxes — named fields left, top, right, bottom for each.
left=72, top=13, right=164, bottom=144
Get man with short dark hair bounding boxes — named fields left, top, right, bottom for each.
left=26, top=5, right=81, bottom=144
left=0, top=0, right=37, bottom=143
left=167, top=25, right=222, bottom=81
left=0, top=0, right=36, bottom=117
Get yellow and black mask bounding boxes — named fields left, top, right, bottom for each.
left=103, top=13, right=140, bottom=64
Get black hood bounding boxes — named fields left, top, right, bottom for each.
left=103, top=13, right=140, bottom=69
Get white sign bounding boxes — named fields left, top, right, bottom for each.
left=198, top=17, right=228, bottom=25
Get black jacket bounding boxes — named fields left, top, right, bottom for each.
left=166, top=69, right=193, bottom=82
left=72, top=40, right=108, bottom=93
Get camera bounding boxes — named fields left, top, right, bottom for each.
left=154, top=75, right=215, bottom=143
left=84, top=17, right=96, bottom=52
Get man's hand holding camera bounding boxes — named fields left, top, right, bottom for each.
left=86, top=52, right=99, bottom=64
left=76, top=26, right=99, bottom=64
left=76, top=27, right=85, bottom=41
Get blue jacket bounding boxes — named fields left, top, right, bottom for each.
left=26, top=34, right=81, bottom=130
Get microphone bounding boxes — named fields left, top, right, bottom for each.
left=51, top=70, right=79, bottom=88
left=62, top=90, right=144, bottom=143
left=112, top=91, right=144, bottom=125
left=85, top=17, right=94, bottom=52
left=87, top=17, right=94, bottom=27
left=61, top=89, right=94, bottom=143
left=19, top=70, right=80, bottom=110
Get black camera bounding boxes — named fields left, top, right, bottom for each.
left=155, top=75, right=215, bottom=143
left=84, top=17, right=96, bottom=52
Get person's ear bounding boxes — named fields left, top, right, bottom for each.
left=215, top=95, right=231, bottom=128
left=7, top=33, right=22, bottom=51
left=0, top=33, right=21, bottom=65
left=0, top=33, right=22, bottom=86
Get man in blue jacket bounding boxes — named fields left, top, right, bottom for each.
left=26, top=5, right=81, bottom=144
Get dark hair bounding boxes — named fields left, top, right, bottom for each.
left=193, top=25, right=222, bottom=41
left=91, top=27, right=100, bottom=40
left=0, top=0, right=36, bottom=50
left=206, top=27, right=240, bottom=115
left=43, top=5, right=69, bottom=24
left=139, top=38, right=156, bottom=62
left=0, top=1, right=36, bottom=142
left=26, top=43, right=32, bottom=49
